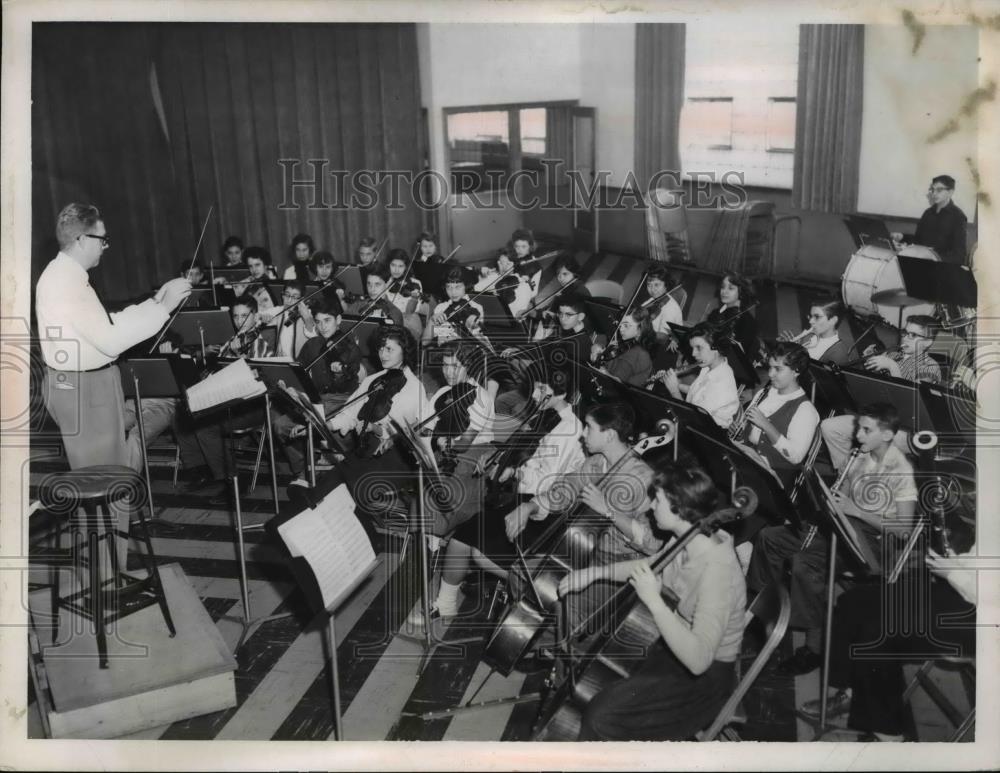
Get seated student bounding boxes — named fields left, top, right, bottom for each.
left=272, top=295, right=364, bottom=486
left=730, top=341, right=820, bottom=489
left=247, top=282, right=278, bottom=317
left=820, top=314, right=943, bottom=471
left=219, top=295, right=274, bottom=359
left=355, top=236, right=381, bottom=275
left=747, top=402, right=918, bottom=676
left=800, top=541, right=977, bottom=741
left=258, top=280, right=316, bottom=359
left=509, top=228, right=542, bottom=294
left=283, top=232, right=316, bottom=281
left=432, top=366, right=586, bottom=616
left=422, top=268, right=485, bottom=346
left=245, top=246, right=278, bottom=283
left=779, top=297, right=850, bottom=366
left=288, top=328, right=431, bottom=530
left=220, top=235, right=245, bottom=267
left=706, top=272, right=759, bottom=363
left=494, top=247, right=538, bottom=318
left=346, top=264, right=405, bottom=327
left=557, top=459, right=746, bottom=741
left=648, top=323, right=740, bottom=430
left=641, top=264, right=684, bottom=338
left=419, top=340, right=496, bottom=536
left=416, top=230, right=455, bottom=264
left=385, top=247, right=426, bottom=341
left=589, top=306, right=656, bottom=387
left=180, top=260, right=210, bottom=287
left=448, top=304, right=525, bottom=420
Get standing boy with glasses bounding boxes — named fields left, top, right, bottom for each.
left=891, top=174, right=968, bottom=266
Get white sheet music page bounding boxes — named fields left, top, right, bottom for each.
left=276, top=483, right=376, bottom=610
left=187, top=357, right=266, bottom=412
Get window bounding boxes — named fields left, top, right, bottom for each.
left=444, top=102, right=572, bottom=194
left=680, top=22, right=799, bottom=188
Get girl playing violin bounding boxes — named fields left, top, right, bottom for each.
left=420, top=340, right=496, bottom=535
left=385, top=248, right=427, bottom=341
left=641, top=264, right=684, bottom=338
left=423, top=268, right=485, bottom=345
left=558, top=460, right=746, bottom=741
left=706, top=272, right=760, bottom=363
left=589, top=306, right=655, bottom=387
left=283, top=232, right=316, bottom=281
left=417, top=230, right=454, bottom=264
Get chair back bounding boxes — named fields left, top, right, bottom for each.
left=583, top=279, right=624, bottom=306
left=698, top=580, right=791, bottom=741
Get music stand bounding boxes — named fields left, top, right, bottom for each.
left=336, top=315, right=385, bottom=362
left=212, top=266, right=251, bottom=281
left=411, top=262, right=478, bottom=299
left=840, top=368, right=930, bottom=436
left=807, top=361, right=857, bottom=418
left=389, top=419, right=482, bottom=676
left=843, top=214, right=896, bottom=251
left=185, top=287, right=219, bottom=309
left=621, top=382, right=729, bottom=459
left=168, top=308, right=236, bottom=358
left=918, top=381, right=976, bottom=451
left=476, top=292, right=519, bottom=329
left=120, top=356, right=196, bottom=521
left=684, top=425, right=799, bottom=531
left=800, top=467, right=877, bottom=736
left=897, top=256, right=977, bottom=308
left=582, top=298, right=623, bottom=341
left=335, top=265, right=365, bottom=298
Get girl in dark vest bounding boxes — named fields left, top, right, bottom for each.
left=731, top=340, right=820, bottom=490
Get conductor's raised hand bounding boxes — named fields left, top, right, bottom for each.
left=157, top=277, right=193, bottom=311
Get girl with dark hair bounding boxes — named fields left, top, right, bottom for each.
left=558, top=459, right=746, bottom=741
left=649, top=323, right=739, bottom=429
left=590, top=306, right=656, bottom=386
left=706, top=272, right=760, bottom=362
left=283, top=232, right=316, bottom=281
left=730, top=340, right=820, bottom=490
left=417, top=231, right=454, bottom=264
left=641, top=264, right=684, bottom=337
left=780, top=297, right=850, bottom=365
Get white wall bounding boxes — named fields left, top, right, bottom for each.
left=858, top=25, right=979, bottom=219
left=580, top=24, right=636, bottom=186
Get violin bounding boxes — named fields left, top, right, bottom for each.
left=428, top=382, right=478, bottom=474
left=531, top=486, right=759, bottom=740
left=355, top=369, right=408, bottom=458
left=475, top=398, right=563, bottom=486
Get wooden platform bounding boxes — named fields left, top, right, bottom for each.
left=29, top=563, right=237, bottom=738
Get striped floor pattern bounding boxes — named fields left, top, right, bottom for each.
left=26, top=263, right=826, bottom=742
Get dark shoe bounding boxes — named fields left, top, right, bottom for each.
left=777, top=645, right=822, bottom=676
left=799, top=689, right=852, bottom=721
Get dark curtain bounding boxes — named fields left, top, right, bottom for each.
left=634, top=24, right=685, bottom=189
left=32, top=22, right=425, bottom=301
left=792, top=25, right=865, bottom=213
left=32, top=24, right=181, bottom=300
left=154, top=23, right=424, bottom=274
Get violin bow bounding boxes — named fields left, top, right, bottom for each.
left=148, top=206, right=214, bottom=353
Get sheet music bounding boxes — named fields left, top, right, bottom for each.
left=277, top=484, right=376, bottom=611
left=186, top=358, right=266, bottom=412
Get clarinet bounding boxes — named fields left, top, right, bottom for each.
left=801, top=447, right=861, bottom=550
left=728, top=383, right=770, bottom=441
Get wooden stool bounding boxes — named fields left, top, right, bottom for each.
left=38, top=465, right=176, bottom=668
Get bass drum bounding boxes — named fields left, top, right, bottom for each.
left=841, top=244, right=938, bottom=328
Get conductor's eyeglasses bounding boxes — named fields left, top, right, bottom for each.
left=82, top=233, right=110, bottom=246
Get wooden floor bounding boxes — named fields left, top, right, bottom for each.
left=24, top=263, right=969, bottom=742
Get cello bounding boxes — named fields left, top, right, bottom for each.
left=482, top=422, right=677, bottom=675
left=531, top=485, right=758, bottom=740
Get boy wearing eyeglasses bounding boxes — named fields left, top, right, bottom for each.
left=820, top=315, right=943, bottom=471
left=890, top=174, right=968, bottom=266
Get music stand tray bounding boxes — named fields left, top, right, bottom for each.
left=476, top=293, right=519, bottom=329
left=334, top=265, right=365, bottom=297
left=245, top=360, right=323, bottom=404
left=843, top=214, right=896, bottom=252
left=582, top=298, right=623, bottom=340
left=336, top=315, right=385, bottom=360
left=897, top=256, right=977, bottom=308
left=807, top=361, right=857, bottom=417
left=840, top=368, right=932, bottom=436
left=120, top=355, right=199, bottom=398
left=168, top=308, right=236, bottom=349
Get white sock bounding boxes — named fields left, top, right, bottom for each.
left=436, top=580, right=461, bottom=617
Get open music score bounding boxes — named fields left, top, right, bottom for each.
left=276, top=484, right=376, bottom=611
left=186, top=357, right=265, bottom=413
